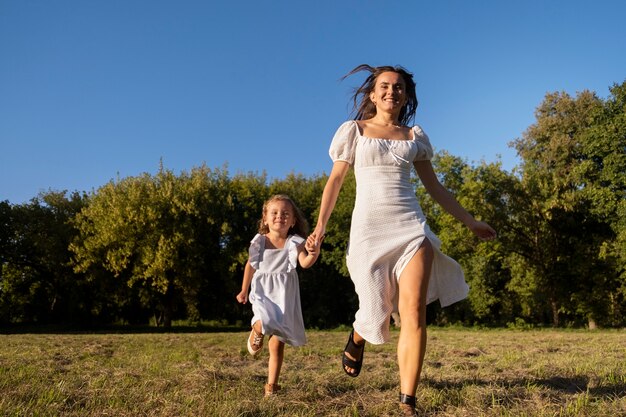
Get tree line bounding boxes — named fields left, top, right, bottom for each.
left=1, top=82, right=625, bottom=329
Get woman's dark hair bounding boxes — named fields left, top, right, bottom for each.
left=342, top=64, right=418, bottom=126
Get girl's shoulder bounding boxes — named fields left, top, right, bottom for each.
left=248, top=234, right=265, bottom=269
left=250, top=233, right=265, bottom=245
left=289, top=234, right=305, bottom=245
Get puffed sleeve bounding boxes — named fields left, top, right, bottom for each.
left=329, top=121, right=358, bottom=164
left=287, top=234, right=305, bottom=272
left=248, top=234, right=264, bottom=269
left=413, top=125, right=434, bottom=161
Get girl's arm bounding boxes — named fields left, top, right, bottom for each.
left=297, top=239, right=320, bottom=269
left=311, top=161, right=351, bottom=244
left=414, top=160, right=496, bottom=240
left=235, top=260, right=255, bottom=304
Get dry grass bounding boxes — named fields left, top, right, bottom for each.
left=0, top=328, right=624, bottom=416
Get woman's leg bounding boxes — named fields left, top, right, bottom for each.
left=267, top=336, right=285, bottom=385
left=397, top=238, right=433, bottom=396
left=343, top=329, right=365, bottom=375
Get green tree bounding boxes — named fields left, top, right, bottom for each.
left=510, top=86, right=624, bottom=327
left=72, top=165, right=234, bottom=326
left=0, top=201, right=12, bottom=285
left=574, top=81, right=626, bottom=326
left=0, top=191, right=87, bottom=324
left=207, top=170, right=269, bottom=324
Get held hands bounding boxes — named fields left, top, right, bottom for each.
left=305, top=233, right=323, bottom=256
left=309, top=225, right=326, bottom=247
left=468, top=220, right=497, bottom=241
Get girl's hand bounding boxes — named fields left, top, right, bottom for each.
left=305, top=235, right=321, bottom=256
left=236, top=290, right=248, bottom=304
left=469, top=220, right=497, bottom=241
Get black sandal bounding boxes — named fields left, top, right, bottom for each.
left=342, top=329, right=365, bottom=377
left=399, top=393, right=417, bottom=416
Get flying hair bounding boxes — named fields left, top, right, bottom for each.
left=342, top=64, right=418, bottom=126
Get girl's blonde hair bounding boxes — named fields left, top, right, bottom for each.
left=258, top=194, right=309, bottom=237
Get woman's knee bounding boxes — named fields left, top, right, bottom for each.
left=398, top=294, right=427, bottom=319
left=397, top=308, right=427, bottom=330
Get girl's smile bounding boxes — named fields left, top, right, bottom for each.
left=265, top=201, right=295, bottom=235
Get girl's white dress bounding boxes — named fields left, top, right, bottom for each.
left=248, top=233, right=306, bottom=346
left=329, top=121, right=470, bottom=344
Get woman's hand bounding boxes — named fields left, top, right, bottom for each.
left=468, top=220, right=497, bottom=241
left=310, top=225, right=326, bottom=247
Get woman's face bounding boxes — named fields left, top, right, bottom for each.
left=370, top=71, right=407, bottom=114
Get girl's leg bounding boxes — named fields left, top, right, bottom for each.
left=253, top=320, right=262, bottom=334
left=266, top=336, right=285, bottom=389
left=397, top=238, right=433, bottom=398
left=248, top=320, right=264, bottom=356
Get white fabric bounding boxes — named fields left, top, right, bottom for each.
left=248, top=233, right=306, bottom=346
left=329, top=121, right=469, bottom=344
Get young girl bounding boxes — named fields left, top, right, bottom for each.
left=236, top=194, right=320, bottom=397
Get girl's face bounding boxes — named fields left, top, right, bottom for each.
left=369, top=71, right=407, bottom=114
left=264, top=200, right=295, bottom=236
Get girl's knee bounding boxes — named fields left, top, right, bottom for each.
left=268, top=337, right=285, bottom=351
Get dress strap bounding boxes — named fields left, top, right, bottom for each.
left=248, top=233, right=265, bottom=269
left=286, top=234, right=305, bottom=272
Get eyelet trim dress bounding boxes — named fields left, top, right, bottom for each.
left=329, top=121, right=469, bottom=344
left=248, top=233, right=307, bottom=346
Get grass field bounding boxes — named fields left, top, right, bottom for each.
left=0, top=327, right=625, bottom=416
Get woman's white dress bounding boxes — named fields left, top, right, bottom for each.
left=329, top=121, right=469, bottom=344
left=248, top=233, right=306, bottom=346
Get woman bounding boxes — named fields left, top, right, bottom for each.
left=310, top=64, right=496, bottom=416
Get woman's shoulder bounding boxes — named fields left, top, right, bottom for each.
left=411, top=124, right=429, bottom=140
left=335, top=120, right=359, bottom=132
left=411, top=124, right=425, bottom=132
left=411, top=124, right=434, bottom=161
left=330, top=121, right=359, bottom=144
left=329, top=121, right=360, bottom=163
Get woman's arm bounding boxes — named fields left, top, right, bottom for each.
left=311, top=161, right=351, bottom=244
left=414, top=160, right=496, bottom=240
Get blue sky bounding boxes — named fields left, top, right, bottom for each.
left=1, top=1, right=625, bottom=204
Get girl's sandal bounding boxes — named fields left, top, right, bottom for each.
left=264, top=383, right=281, bottom=397
left=399, top=393, right=418, bottom=416
left=342, top=329, right=365, bottom=377
left=247, top=328, right=264, bottom=356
